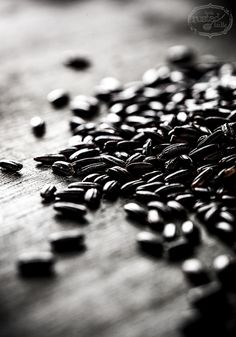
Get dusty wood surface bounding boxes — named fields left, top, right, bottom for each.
left=0, top=1, right=236, bottom=336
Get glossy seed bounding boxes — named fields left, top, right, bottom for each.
left=103, top=180, right=120, bottom=200
left=49, top=230, right=85, bottom=252
left=34, top=154, right=66, bottom=164
left=124, top=202, right=147, bottom=223
left=213, top=255, right=236, bottom=289
left=181, top=220, right=200, bottom=245
left=47, top=89, right=69, bottom=108
left=182, top=259, right=210, bottom=286
left=54, top=202, right=87, bottom=217
left=84, top=188, right=101, bottom=208
left=147, top=209, right=164, bottom=232
left=166, top=237, right=192, bottom=261
left=0, top=160, right=23, bottom=172
left=52, top=161, right=74, bottom=176
left=40, top=184, right=57, bottom=202
left=17, top=251, right=55, bottom=277
left=63, top=51, right=91, bottom=70
left=30, top=116, right=46, bottom=137
left=136, top=231, right=163, bottom=257
left=55, top=188, right=85, bottom=202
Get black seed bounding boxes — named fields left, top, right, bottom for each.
left=136, top=231, right=163, bottom=257
left=155, top=183, right=185, bottom=196
left=63, top=52, right=91, bottom=70
left=181, top=220, right=200, bottom=245
left=126, top=153, right=145, bottom=166
left=52, top=161, right=74, bottom=176
left=17, top=251, right=55, bottom=277
left=40, top=184, right=57, bottom=202
left=77, top=162, right=107, bottom=176
left=159, top=143, right=190, bottom=160
left=59, top=146, right=78, bottom=158
left=103, top=155, right=126, bottom=167
left=117, top=140, right=139, bottom=152
left=214, top=222, right=234, bottom=243
left=182, top=259, right=210, bottom=286
left=103, top=180, right=120, bottom=199
left=34, top=154, right=67, bottom=165
left=213, top=255, right=236, bottom=290
left=69, top=148, right=100, bottom=162
left=135, top=190, right=158, bottom=203
left=84, top=188, right=101, bottom=208
left=166, top=237, right=193, bottom=261
left=82, top=173, right=100, bottom=182
left=136, top=182, right=163, bottom=192
left=93, top=174, right=110, bottom=186
left=68, top=181, right=101, bottom=190
left=120, top=180, right=143, bottom=196
left=167, top=45, right=195, bottom=66
left=30, top=116, right=46, bottom=137
left=0, top=160, right=23, bottom=172
left=147, top=209, right=164, bottom=232
left=49, top=230, right=85, bottom=252
left=167, top=200, right=186, bottom=219
left=55, top=188, right=85, bottom=202
left=47, top=89, right=69, bottom=108
left=69, top=116, right=86, bottom=131
left=142, top=170, right=162, bottom=181
left=163, top=223, right=177, bottom=241
left=53, top=202, right=87, bottom=217
left=147, top=173, right=165, bottom=183
left=126, top=162, right=154, bottom=175
left=70, top=95, right=99, bottom=117
left=165, top=169, right=192, bottom=184
left=175, top=193, right=195, bottom=209
left=72, top=156, right=103, bottom=170
left=124, top=202, right=147, bottom=223
left=107, top=166, right=132, bottom=183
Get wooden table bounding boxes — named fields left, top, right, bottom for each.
left=0, top=1, right=236, bottom=336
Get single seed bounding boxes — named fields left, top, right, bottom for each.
left=47, top=89, right=69, bottom=108
left=30, top=116, right=46, bottom=137
left=40, top=184, right=56, bottom=202
left=136, top=231, right=163, bottom=257
left=54, top=202, right=87, bottom=217
left=0, top=160, right=23, bottom=172
left=49, top=230, right=85, bottom=252
left=17, top=251, right=55, bottom=277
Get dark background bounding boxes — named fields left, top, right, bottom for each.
left=0, top=1, right=235, bottom=337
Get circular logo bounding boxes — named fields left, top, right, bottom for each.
left=188, top=3, right=233, bottom=38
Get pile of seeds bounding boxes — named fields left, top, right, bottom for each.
left=17, top=45, right=236, bottom=335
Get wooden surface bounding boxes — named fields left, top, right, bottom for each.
left=0, top=1, right=236, bottom=336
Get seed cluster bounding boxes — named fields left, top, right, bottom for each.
left=15, top=45, right=236, bottom=335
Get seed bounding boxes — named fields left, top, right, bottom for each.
left=135, top=190, right=158, bottom=203
left=158, top=143, right=190, bottom=160
left=166, top=237, right=192, bottom=261
left=165, top=169, right=192, bottom=184
left=34, top=154, right=66, bottom=165
left=103, top=180, right=120, bottom=199
left=47, top=89, right=69, bottom=108
left=136, top=182, right=163, bottom=192
left=77, top=162, right=107, bottom=176
left=0, top=160, right=23, bottom=172
left=167, top=200, right=186, bottom=219
left=49, top=230, right=85, bottom=252
left=126, top=162, right=154, bottom=175
left=213, top=255, right=236, bottom=290
left=69, top=148, right=100, bottom=162
left=167, top=45, right=195, bottom=66
left=147, top=209, right=164, bottom=232
left=70, top=116, right=86, bottom=131
left=124, top=202, right=147, bottom=223
left=59, top=146, right=78, bottom=158
left=93, top=174, right=110, bottom=186
left=82, top=173, right=100, bottom=182
left=17, top=251, right=55, bottom=277
left=30, top=116, right=46, bottom=137
left=54, top=202, right=87, bottom=217
left=120, top=180, right=143, bottom=196
left=84, top=188, right=101, bottom=208
left=181, top=220, right=200, bottom=245
left=72, top=156, right=103, bottom=170
left=107, top=166, right=132, bottom=183
left=163, top=223, right=177, bottom=241
left=68, top=181, right=101, bottom=190
left=214, top=222, right=234, bottom=243
left=182, top=259, right=210, bottom=286
left=136, top=231, right=163, bottom=257
left=40, top=184, right=57, bottom=202
left=155, top=183, right=185, bottom=196
left=55, top=188, right=85, bottom=202
left=52, top=161, right=74, bottom=176
left=175, top=193, right=195, bottom=209
left=63, top=51, right=91, bottom=70
left=103, top=155, right=126, bottom=167
left=70, top=95, right=99, bottom=117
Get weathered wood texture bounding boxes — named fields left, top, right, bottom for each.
left=0, top=1, right=235, bottom=337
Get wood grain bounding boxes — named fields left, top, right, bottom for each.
left=0, top=1, right=236, bottom=336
